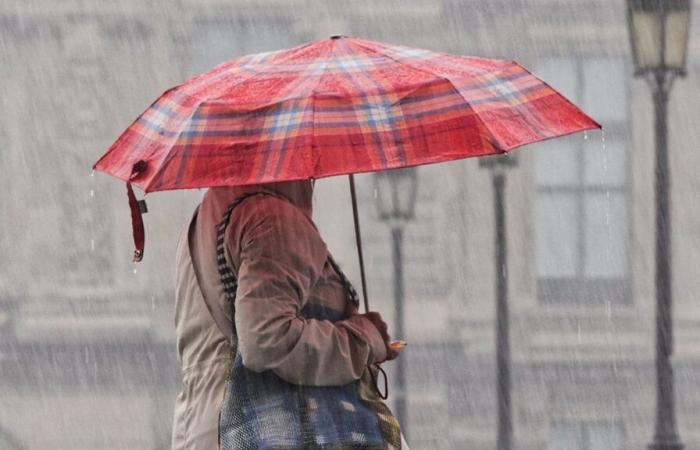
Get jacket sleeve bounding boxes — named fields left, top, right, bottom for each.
left=230, top=197, right=387, bottom=386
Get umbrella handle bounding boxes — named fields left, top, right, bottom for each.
left=349, top=174, right=370, bottom=313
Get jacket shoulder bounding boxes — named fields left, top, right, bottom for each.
left=227, top=194, right=325, bottom=255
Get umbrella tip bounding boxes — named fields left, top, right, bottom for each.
left=330, top=35, right=345, bottom=40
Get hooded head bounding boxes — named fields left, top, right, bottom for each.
left=208, top=179, right=315, bottom=218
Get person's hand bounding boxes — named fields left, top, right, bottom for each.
left=346, top=303, right=400, bottom=362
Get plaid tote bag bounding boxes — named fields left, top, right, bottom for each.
left=216, top=193, right=401, bottom=449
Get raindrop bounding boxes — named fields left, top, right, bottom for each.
left=89, top=189, right=95, bottom=198
left=91, top=170, right=95, bottom=177
left=151, top=295, right=156, bottom=310
left=577, top=323, right=582, bottom=343
left=605, top=205, right=612, bottom=263
left=133, top=267, right=138, bottom=274
left=584, top=131, right=588, bottom=141
left=90, top=239, right=95, bottom=251
left=599, top=128, right=612, bottom=261
left=600, top=134, right=608, bottom=174
left=606, top=299, right=612, bottom=318
left=373, top=188, right=378, bottom=199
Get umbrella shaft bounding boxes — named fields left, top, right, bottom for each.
left=349, top=174, right=370, bottom=312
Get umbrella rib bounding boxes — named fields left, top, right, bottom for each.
left=442, top=72, right=507, bottom=153
left=351, top=39, right=507, bottom=153
left=336, top=39, right=410, bottom=166
left=142, top=98, right=206, bottom=193
left=183, top=40, right=317, bottom=96
left=308, top=39, right=337, bottom=176
left=352, top=37, right=499, bottom=77
left=142, top=65, right=271, bottom=192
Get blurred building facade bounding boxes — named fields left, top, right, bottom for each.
left=1, top=0, right=700, bottom=448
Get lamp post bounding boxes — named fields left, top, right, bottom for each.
left=374, top=167, right=418, bottom=431
left=626, top=1, right=692, bottom=449
left=479, top=153, right=518, bottom=450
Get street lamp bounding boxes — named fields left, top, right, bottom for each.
left=375, top=168, right=419, bottom=223
left=374, top=167, right=418, bottom=432
left=628, top=0, right=691, bottom=76
left=626, top=1, right=692, bottom=450
left=479, top=152, right=518, bottom=450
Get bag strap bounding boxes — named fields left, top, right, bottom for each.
left=327, top=255, right=360, bottom=310
left=215, top=193, right=272, bottom=321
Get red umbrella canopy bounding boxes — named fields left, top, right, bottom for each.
left=94, top=35, right=599, bottom=192
left=93, top=35, right=600, bottom=261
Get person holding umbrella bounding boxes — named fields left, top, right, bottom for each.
left=93, top=36, right=598, bottom=449
left=171, top=179, right=406, bottom=449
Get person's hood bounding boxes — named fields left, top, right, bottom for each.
left=205, top=179, right=314, bottom=219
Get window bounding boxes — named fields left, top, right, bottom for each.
left=534, top=58, right=631, bottom=305
left=548, top=421, right=625, bottom=450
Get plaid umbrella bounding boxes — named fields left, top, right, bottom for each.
left=93, top=35, right=599, bottom=272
